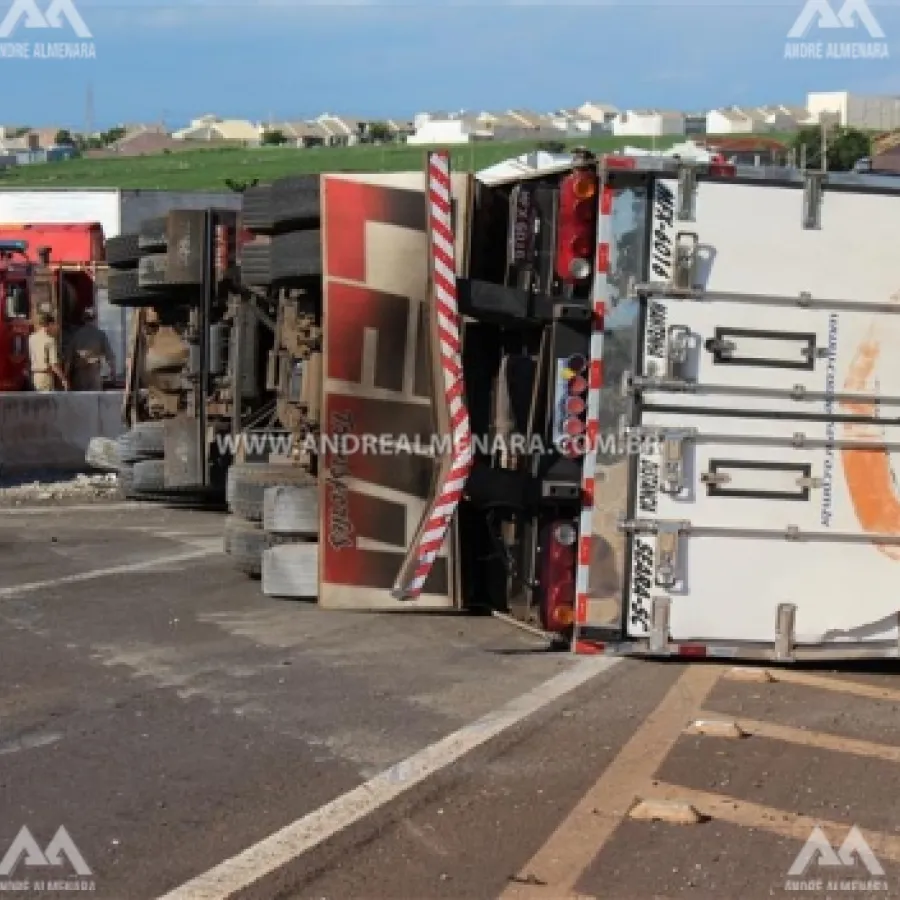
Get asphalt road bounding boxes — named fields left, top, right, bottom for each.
left=2, top=501, right=900, bottom=900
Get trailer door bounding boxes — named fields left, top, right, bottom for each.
left=318, top=171, right=471, bottom=611
left=580, top=170, right=900, bottom=658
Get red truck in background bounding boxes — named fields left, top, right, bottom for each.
left=0, top=222, right=105, bottom=390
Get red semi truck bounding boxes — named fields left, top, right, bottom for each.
left=0, top=222, right=106, bottom=390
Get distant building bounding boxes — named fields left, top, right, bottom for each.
left=806, top=91, right=900, bottom=130
left=612, top=110, right=685, bottom=138
left=407, top=116, right=485, bottom=145
left=174, top=115, right=261, bottom=144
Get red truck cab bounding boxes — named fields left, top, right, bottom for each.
left=0, top=223, right=105, bottom=390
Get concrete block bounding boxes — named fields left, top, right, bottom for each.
left=0, top=391, right=126, bottom=475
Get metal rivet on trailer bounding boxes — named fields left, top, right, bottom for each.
left=725, top=667, right=777, bottom=683
left=687, top=719, right=750, bottom=739
left=628, top=799, right=708, bottom=825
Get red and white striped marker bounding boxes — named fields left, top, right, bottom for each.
left=573, top=171, right=614, bottom=648
left=393, top=150, right=473, bottom=599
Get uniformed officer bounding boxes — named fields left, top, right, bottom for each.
left=66, top=308, right=115, bottom=392
left=29, top=313, right=69, bottom=392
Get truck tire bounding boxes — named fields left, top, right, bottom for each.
left=228, top=462, right=316, bottom=522
left=118, top=422, right=165, bottom=463
left=139, top=217, right=168, bottom=251
left=108, top=270, right=166, bottom=307
left=242, top=177, right=320, bottom=233
left=263, top=484, right=318, bottom=537
left=240, top=230, right=321, bottom=287
left=106, top=233, right=140, bottom=268
left=262, top=542, right=319, bottom=598
left=223, top=517, right=271, bottom=579
left=132, top=459, right=166, bottom=492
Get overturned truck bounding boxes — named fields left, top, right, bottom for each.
left=114, top=151, right=900, bottom=663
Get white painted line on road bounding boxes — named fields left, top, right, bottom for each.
left=0, top=543, right=220, bottom=599
left=157, top=655, right=621, bottom=900
left=1, top=502, right=142, bottom=516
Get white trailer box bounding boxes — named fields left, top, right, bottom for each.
left=576, top=159, right=900, bottom=662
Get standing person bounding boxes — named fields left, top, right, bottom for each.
left=66, top=308, right=115, bottom=391
left=29, top=313, right=68, bottom=391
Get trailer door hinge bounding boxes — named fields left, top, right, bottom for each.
left=802, top=171, right=824, bottom=231
left=673, top=232, right=699, bottom=291
left=660, top=429, right=697, bottom=495
left=655, top=521, right=685, bottom=588
left=796, top=475, right=824, bottom=490
left=677, top=164, right=697, bottom=221
left=666, top=325, right=692, bottom=379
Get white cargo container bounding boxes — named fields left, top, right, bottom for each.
left=575, top=158, right=900, bottom=662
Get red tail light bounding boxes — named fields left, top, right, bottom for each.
left=557, top=354, right=590, bottom=459
left=540, top=522, right=577, bottom=633
left=555, top=171, right=598, bottom=283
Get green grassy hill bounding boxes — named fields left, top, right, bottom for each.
left=0, top=133, right=795, bottom=191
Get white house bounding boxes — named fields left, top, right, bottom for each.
left=706, top=107, right=767, bottom=135
left=407, top=117, right=481, bottom=145
left=707, top=105, right=810, bottom=135
left=173, top=114, right=261, bottom=143
left=807, top=91, right=900, bottom=130
left=612, top=110, right=685, bottom=138
left=576, top=102, right=619, bottom=125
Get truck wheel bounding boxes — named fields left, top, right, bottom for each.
left=132, top=459, right=166, bottom=492
left=139, top=217, right=168, bottom=251
left=242, top=177, right=320, bottom=233
left=263, top=484, right=318, bottom=537
left=118, top=464, right=137, bottom=498
left=223, top=517, right=270, bottom=579
left=138, top=252, right=168, bottom=287
left=106, top=233, right=140, bottom=268
left=240, top=230, right=321, bottom=287
left=262, top=542, right=319, bottom=598
left=118, top=422, right=165, bottom=463
left=227, top=463, right=316, bottom=522
left=273, top=230, right=322, bottom=280
left=108, top=270, right=166, bottom=307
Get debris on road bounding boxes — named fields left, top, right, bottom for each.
left=0, top=472, right=121, bottom=507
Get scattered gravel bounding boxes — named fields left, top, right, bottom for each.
left=0, top=472, right=122, bottom=507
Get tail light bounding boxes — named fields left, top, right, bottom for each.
left=539, top=521, right=577, bottom=633
left=556, top=353, right=590, bottom=458
left=554, top=170, right=598, bottom=283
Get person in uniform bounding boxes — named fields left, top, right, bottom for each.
left=29, top=313, right=69, bottom=391
left=66, top=308, right=116, bottom=392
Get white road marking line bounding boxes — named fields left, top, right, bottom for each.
left=0, top=544, right=220, bottom=599
left=157, top=655, right=621, bottom=900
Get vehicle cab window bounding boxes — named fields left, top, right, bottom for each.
left=4, top=283, right=30, bottom=320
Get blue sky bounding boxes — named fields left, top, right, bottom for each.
left=1, top=0, right=899, bottom=129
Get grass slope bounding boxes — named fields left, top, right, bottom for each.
left=0, top=134, right=796, bottom=191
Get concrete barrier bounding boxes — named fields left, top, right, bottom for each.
left=0, top=392, right=126, bottom=475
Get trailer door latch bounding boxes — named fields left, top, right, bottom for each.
left=666, top=325, right=692, bottom=379
left=655, top=521, right=685, bottom=588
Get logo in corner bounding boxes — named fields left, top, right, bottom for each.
left=785, top=0, right=889, bottom=59
left=785, top=825, right=888, bottom=892
left=0, top=0, right=96, bottom=60
left=0, top=825, right=95, bottom=892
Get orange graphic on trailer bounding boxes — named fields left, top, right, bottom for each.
left=840, top=309, right=900, bottom=561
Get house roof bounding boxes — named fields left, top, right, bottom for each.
left=273, top=121, right=329, bottom=140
